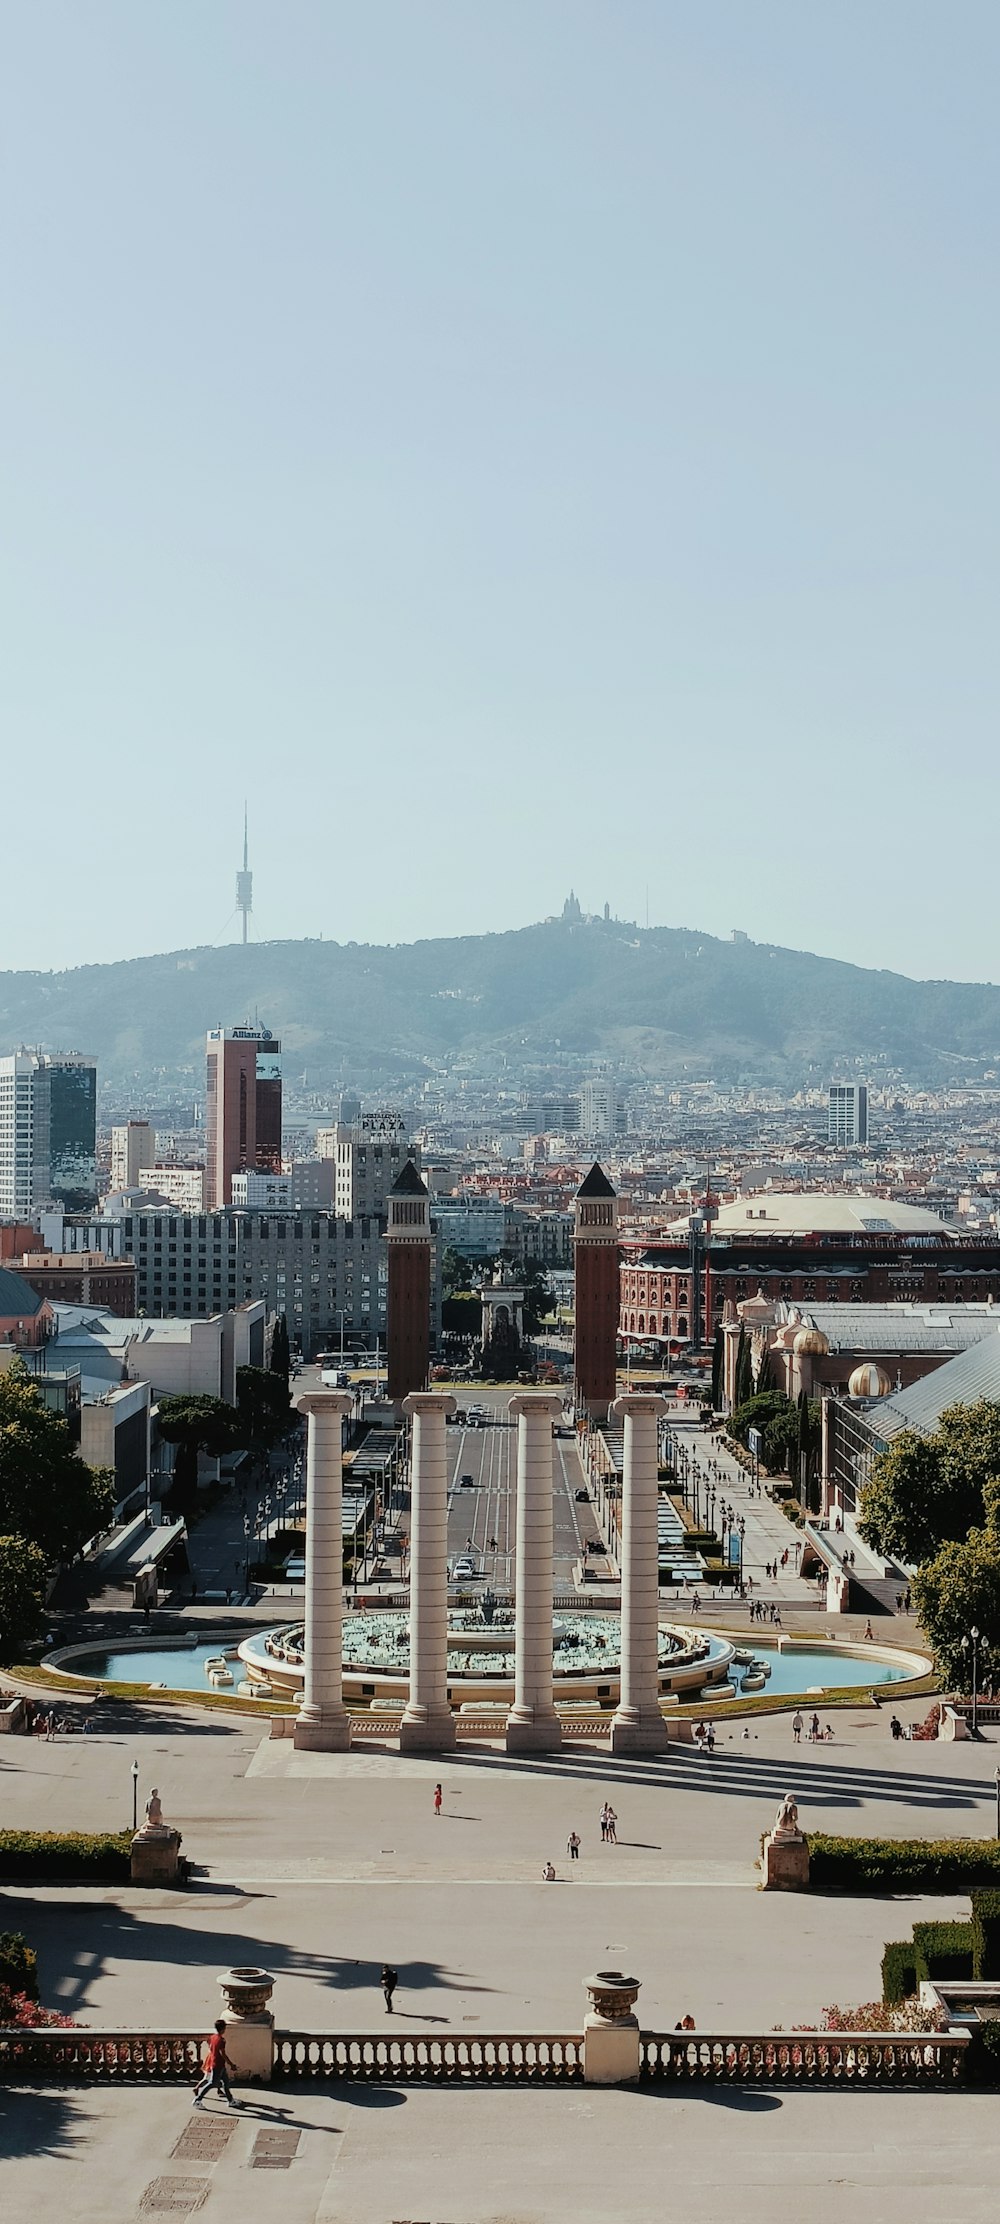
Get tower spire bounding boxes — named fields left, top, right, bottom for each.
left=236, top=804, right=253, bottom=945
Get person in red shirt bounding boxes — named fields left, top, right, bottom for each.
left=192, top=2019, right=241, bottom=2108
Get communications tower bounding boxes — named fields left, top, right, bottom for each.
left=236, top=807, right=253, bottom=944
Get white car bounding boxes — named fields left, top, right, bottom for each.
left=451, top=1555, right=479, bottom=1580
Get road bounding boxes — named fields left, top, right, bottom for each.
left=443, top=1384, right=601, bottom=1588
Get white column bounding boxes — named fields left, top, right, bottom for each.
left=611, top=1394, right=668, bottom=1755
left=293, top=1392, right=352, bottom=1751
left=400, top=1390, right=456, bottom=1752
left=506, top=1392, right=563, bottom=1754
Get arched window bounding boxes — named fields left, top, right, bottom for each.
left=677, top=1316, right=688, bottom=1338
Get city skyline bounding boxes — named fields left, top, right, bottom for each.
left=2, top=6, right=999, bottom=981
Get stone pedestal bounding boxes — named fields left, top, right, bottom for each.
left=761, top=1828, right=811, bottom=1890
left=294, top=1392, right=352, bottom=1752
left=217, top=1967, right=275, bottom=2083
left=506, top=1393, right=563, bottom=1755
left=582, top=1969, right=641, bottom=2085
left=610, top=1394, right=668, bottom=1755
left=130, top=1826, right=182, bottom=1885
left=400, top=1391, right=457, bottom=1753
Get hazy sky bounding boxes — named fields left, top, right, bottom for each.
left=3, top=4, right=998, bottom=981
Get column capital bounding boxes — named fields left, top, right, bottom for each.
left=295, top=1390, right=353, bottom=1420
left=612, top=1393, right=666, bottom=1421
left=507, top=1391, right=563, bottom=1421
left=403, top=1391, right=457, bottom=1418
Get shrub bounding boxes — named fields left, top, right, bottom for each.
left=809, top=1834, right=1000, bottom=1894
left=0, top=1831, right=131, bottom=1882
left=973, top=1888, right=1000, bottom=1979
left=966, top=2018, right=1000, bottom=2086
left=0, top=1932, right=37, bottom=1999
left=0, top=1985, right=75, bottom=2028
left=911, top=1919, right=976, bottom=1983
left=881, top=1940, right=919, bottom=2005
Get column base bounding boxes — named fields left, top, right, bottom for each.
left=505, top=1708, right=563, bottom=1754
left=610, top=1707, right=668, bottom=1756
left=582, top=2010, right=640, bottom=2085
left=398, top=1707, right=456, bottom=1754
left=293, top=1706, right=352, bottom=1752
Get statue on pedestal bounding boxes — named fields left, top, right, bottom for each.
left=144, top=1788, right=164, bottom=1831
left=773, top=1792, right=801, bottom=1838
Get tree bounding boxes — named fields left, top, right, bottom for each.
left=236, top=1366, right=291, bottom=1462
left=0, top=1366, right=115, bottom=1563
left=522, top=1267, right=555, bottom=1338
left=0, top=1536, right=46, bottom=1662
left=710, top=1328, right=724, bottom=1411
left=912, top=1528, right=1000, bottom=1689
left=858, top=1401, right=1000, bottom=1566
left=441, top=1247, right=475, bottom=1295
left=269, top=1314, right=290, bottom=1386
left=797, top=1392, right=822, bottom=1513
left=157, top=1395, right=244, bottom=1514
left=734, top=1327, right=754, bottom=1408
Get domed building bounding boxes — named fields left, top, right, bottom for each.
left=848, top=1362, right=892, bottom=1399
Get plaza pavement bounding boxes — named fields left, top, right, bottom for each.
left=5, top=1708, right=1000, bottom=2218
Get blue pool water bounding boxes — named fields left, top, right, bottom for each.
left=62, top=1642, right=241, bottom=1690
left=724, top=1644, right=909, bottom=1697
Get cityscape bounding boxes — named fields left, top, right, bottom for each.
left=4, top=9, right=1000, bottom=2222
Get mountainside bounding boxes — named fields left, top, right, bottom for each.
left=3, top=921, right=1000, bottom=1096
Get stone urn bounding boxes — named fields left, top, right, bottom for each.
left=585, top=1969, right=641, bottom=2022
left=217, top=1966, right=275, bottom=2021
left=582, top=1970, right=642, bottom=2085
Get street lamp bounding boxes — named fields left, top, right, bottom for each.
left=961, top=1627, right=987, bottom=1738
left=130, top=1758, right=139, bottom=1833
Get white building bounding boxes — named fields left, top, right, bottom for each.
left=138, top=1165, right=206, bottom=1211
left=828, top=1083, right=869, bottom=1149
left=0, top=1049, right=97, bottom=1217
left=578, top=1076, right=619, bottom=1141
left=332, top=1110, right=419, bottom=1218
left=231, top=1171, right=293, bottom=1209
left=110, top=1122, right=155, bottom=1193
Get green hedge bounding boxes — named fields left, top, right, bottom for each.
left=966, top=2020, right=1000, bottom=2085
left=881, top=1940, right=918, bottom=2005
left=0, top=1831, right=132, bottom=1882
left=0, top=1930, right=37, bottom=1998
left=911, top=1919, right=976, bottom=1983
left=810, top=1834, right=1000, bottom=1894
left=971, top=1888, right=1000, bottom=1979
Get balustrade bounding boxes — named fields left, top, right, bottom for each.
left=639, top=2030, right=969, bottom=2085
left=274, top=2031, right=583, bottom=2082
left=0, top=2029, right=202, bottom=2081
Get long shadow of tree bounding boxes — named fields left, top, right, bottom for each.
left=0, top=2088, right=86, bottom=2162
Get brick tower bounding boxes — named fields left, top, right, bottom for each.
left=387, top=1160, right=432, bottom=1412
left=573, top=1163, right=619, bottom=1420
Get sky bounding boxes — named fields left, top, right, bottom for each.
left=2, top=3, right=999, bottom=983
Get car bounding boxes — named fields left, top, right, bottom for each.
left=586, top=1537, right=604, bottom=1554
left=460, top=1473, right=475, bottom=1489
left=575, top=1488, right=590, bottom=1503
left=451, top=1556, right=478, bottom=1579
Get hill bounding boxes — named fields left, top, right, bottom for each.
left=2, top=920, right=1000, bottom=1098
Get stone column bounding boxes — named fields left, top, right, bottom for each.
left=506, top=1392, right=562, bottom=1754
left=582, top=1969, right=642, bottom=2085
left=400, top=1390, right=457, bottom=1753
left=293, top=1392, right=352, bottom=1751
left=611, top=1393, right=668, bottom=1755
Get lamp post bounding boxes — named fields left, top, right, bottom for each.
left=130, top=1758, right=139, bottom=1833
left=962, top=1627, right=985, bottom=1738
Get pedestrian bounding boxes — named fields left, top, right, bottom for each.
left=792, top=1711, right=803, bottom=1744
left=192, top=2019, right=240, bottom=2109
left=605, top=1806, right=618, bottom=1843
left=599, top=1803, right=609, bottom=1841
left=381, top=1963, right=398, bottom=2013
left=542, top=1860, right=556, bottom=1881
left=864, top=1620, right=874, bottom=1641
left=567, top=1830, right=581, bottom=1861
left=433, top=1782, right=443, bottom=1818
left=809, top=1712, right=820, bottom=1743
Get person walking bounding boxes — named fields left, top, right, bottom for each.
left=605, top=1806, right=618, bottom=1844
left=192, top=2019, right=240, bottom=2109
left=792, top=1711, right=803, bottom=1745
left=381, top=1963, right=398, bottom=2014
left=599, top=1803, right=609, bottom=1841
left=433, top=1782, right=443, bottom=1818
left=567, top=1830, right=581, bottom=1862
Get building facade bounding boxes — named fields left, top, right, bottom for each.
left=828, top=1083, right=869, bottom=1147
left=0, top=1050, right=97, bottom=1217
left=205, top=1025, right=282, bottom=1209
left=110, top=1121, right=155, bottom=1193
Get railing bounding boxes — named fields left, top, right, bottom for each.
left=639, top=2031, right=969, bottom=2085
left=0, top=2029, right=202, bottom=2081
left=274, top=2032, right=583, bottom=2082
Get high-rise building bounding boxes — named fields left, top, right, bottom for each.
left=828, top=1083, right=868, bottom=1148
left=0, top=1050, right=97, bottom=1218
left=205, top=1026, right=282, bottom=1209
left=578, top=1077, right=619, bottom=1141
left=110, top=1121, right=155, bottom=1193
left=332, top=1110, right=418, bottom=1218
